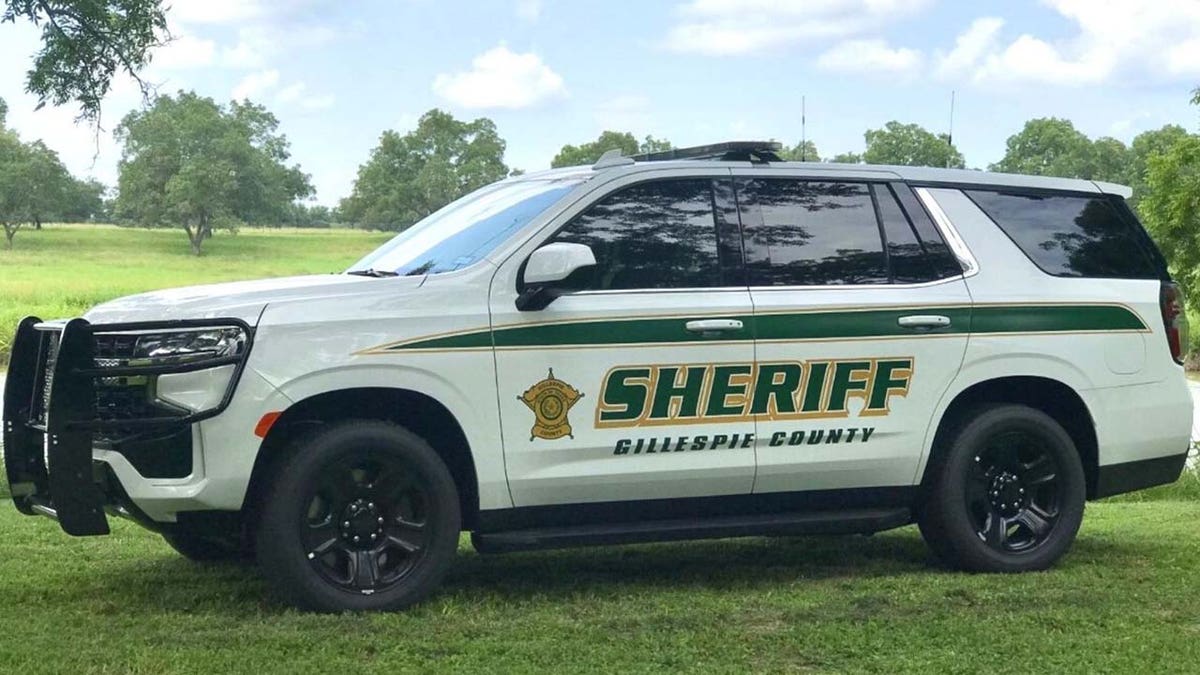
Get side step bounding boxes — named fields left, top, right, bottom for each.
left=471, top=507, right=911, bottom=554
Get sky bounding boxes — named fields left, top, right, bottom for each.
left=2, top=0, right=1199, bottom=207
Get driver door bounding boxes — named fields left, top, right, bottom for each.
left=489, top=174, right=758, bottom=507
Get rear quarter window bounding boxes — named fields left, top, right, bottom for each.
left=965, top=189, right=1160, bottom=279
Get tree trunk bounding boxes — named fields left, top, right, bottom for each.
left=33, top=215, right=41, bottom=231
left=184, top=223, right=204, bottom=256
left=3, top=224, right=15, bottom=249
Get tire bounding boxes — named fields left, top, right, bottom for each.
left=254, top=420, right=461, bottom=612
left=918, top=404, right=1086, bottom=573
left=162, top=531, right=248, bottom=562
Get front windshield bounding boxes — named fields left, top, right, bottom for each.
left=348, top=178, right=583, bottom=276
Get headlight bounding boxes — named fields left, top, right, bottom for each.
left=131, top=327, right=248, bottom=362
left=92, top=323, right=251, bottom=419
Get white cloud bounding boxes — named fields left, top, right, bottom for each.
left=150, top=31, right=217, bottom=69
left=169, top=0, right=269, bottom=25
left=943, top=1, right=1200, bottom=86
left=934, top=16, right=1003, bottom=79
left=516, top=0, right=542, bottom=21
left=663, top=0, right=932, bottom=55
left=276, top=82, right=308, bottom=103
left=433, top=45, right=567, bottom=109
left=817, top=39, right=921, bottom=74
left=232, top=69, right=280, bottom=100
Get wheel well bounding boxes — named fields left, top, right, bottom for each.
left=924, top=377, right=1099, bottom=498
left=245, top=388, right=481, bottom=529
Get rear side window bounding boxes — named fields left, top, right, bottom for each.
left=965, top=190, right=1160, bottom=279
left=738, top=179, right=889, bottom=286
left=873, top=184, right=958, bottom=284
left=548, top=178, right=723, bottom=290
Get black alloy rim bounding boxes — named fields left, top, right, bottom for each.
left=965, top=430, right=1062, bottom=554
left=300, top=452, right=431, bottom=594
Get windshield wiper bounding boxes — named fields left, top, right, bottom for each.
left=347, top=268, right=399, bottom=278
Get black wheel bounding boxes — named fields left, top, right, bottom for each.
left=918, top=404, right=1086, bottom=572
left=254, top=420, right=461, bottom=612
left=162, top=531, right=249, bottom=562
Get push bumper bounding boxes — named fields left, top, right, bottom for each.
left=3, top=316, right=251, bottom=535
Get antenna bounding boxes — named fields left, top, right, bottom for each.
left=946, top=90, right=955, bottom=168
left=801, top=95, right=807, bottom=161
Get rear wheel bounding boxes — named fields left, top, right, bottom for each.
left=919, top=404, right=1086, bottom=572
left=255, top=420, right=461, bottom=612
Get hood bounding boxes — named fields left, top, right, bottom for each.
left=84, top=274, right=422, bottom=325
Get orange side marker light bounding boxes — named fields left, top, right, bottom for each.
left=254, top=411, right=283, bottom=438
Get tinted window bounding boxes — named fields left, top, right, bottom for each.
left=739, top=180, right=888, bottom=286
left=549, top=179, right=722, bottom=290
left=873, top=184, right=931, bottom=284
left=966, top=190, right=1159, bottom=278
left=892, top=184, right=962, bottom=279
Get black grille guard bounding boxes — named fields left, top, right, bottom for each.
left=2, top=316, right=253, bottom=535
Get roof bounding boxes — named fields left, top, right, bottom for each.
left=512, top=140, right=1131, bottom=197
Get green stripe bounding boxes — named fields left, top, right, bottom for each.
left=971, top=304, right=1146, bottom=333
left=385, top=304, right=1146, bottom=351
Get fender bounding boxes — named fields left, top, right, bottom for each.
left=912, top=352, right=1099, bottom=484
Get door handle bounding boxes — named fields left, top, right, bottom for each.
left=897, top=314, right=951, bottom=330
left=685, top=319, right=744, bottom=334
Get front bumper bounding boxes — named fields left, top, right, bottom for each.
left=2, top=316, right=251, bottom=535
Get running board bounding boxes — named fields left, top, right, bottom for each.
left=471, top=507, right=911, bottom=554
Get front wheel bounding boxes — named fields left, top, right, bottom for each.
left=918, top=404, right=1086, bottom=573
left=255, top=420, right=461, bottom=612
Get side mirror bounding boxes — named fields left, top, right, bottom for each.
left=516, top=242, right=595, bottom=311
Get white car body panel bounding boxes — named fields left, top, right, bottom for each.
left=15, top=161, right=1185, bottom=524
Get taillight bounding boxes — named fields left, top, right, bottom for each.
left=1160, top=282, right=1189, bottom=365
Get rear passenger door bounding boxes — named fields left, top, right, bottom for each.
left=732, top=172, right=973, bottom=495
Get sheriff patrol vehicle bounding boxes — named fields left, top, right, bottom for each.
left=3, top=142, right=1192, bottom=612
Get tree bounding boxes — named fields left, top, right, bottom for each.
left=115, top=91, right=313, bottom=255
left=1088, top=136, right=1132, bottom=185
left=1128, top=125, right=1191, bottom=206
left=550, top=131, right=673, bottom=168
left=863, top=121, right=964, bottom=168
left=779, top=140, right=820, bottom=162
left=0, top=96, right=7, bottom=126
left=22, top=139, right=71, bottom=229
left=62, top=177, right=106, bottom=221
left=1142, top=135, right=1200, bottom=311
left=340, top=109, right=508, bottom=231
left=3, top=0, right=166, bottom=122
left=0, top=127, right=32, bottom=248
left=988, top=118, right=1094, bottom=177
left=829, top=151, right=863, bottom=164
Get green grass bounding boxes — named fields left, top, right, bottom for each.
left=1, top=502, right=1199, bottom=673
left=0, top=224, right=392, bottom=368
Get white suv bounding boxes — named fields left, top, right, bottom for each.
left=4, top=142, right=1192, bottom=612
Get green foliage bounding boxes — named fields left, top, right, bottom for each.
left=340, top=109, right=508, bottom=231
left=988, top=117, right=1133, bottom=184
left=1128, top=125, right=1191, bottom=206
left=829, top=151, right=863, bottom=164
left=550, top=131, right=673, bottom=168
left=0, top=95, right=7, bottom=126
left=2, top=0, right=166, bottom=122
left=115, top=91, right=312, bottom=254
left=0, top=127, right=72, bottom=248
left=1141, top=134, right=1200, bottom=311
left=863, top=121, right=964, bottom=168
left=779, top=140, right=820, bottom=162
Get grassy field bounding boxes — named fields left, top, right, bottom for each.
left=0, top=224, right=392, bottom=367
left=0, top=502, right=1197, bottom=673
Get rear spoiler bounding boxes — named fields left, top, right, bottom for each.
left=1093, top=181, right=1133, bottom=199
